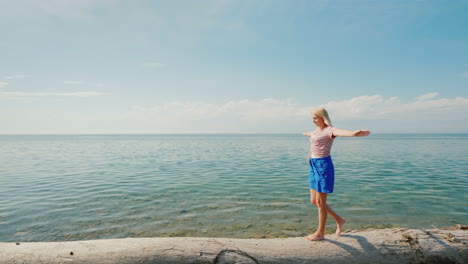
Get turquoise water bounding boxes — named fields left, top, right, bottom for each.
left=0, top=134, right=467, bottom=242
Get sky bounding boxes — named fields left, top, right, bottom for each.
left=1, top=0, right=467, bottom=134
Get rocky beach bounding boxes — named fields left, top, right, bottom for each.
left=1, top=227, right=466, bottom=264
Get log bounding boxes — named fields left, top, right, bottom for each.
left=0, top=228, right=467, bottom=264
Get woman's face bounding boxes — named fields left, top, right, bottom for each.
left=312, top=114, right=324, bottom=127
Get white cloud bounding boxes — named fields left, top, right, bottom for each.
left=116, top=93, right=468, bottom=133
left=1, top=93, right=467, bottom=134
left=123, top=98, right=305, bottom=122
left=417, top=92, right=438, bottom=101
left=64, top=81, right=82, bottom=84
left=0, top=91, right=105, bottom=97
left=0, top=82, right=8, bottom=88
left=322, top=95, right=387, bottom=119
left=322, top=93, right=468, bottom=121
left=463, top=72, right=468, bottom=77
left=4, top=75, right=25, bottom=79
left=116, top=99, right=307, bottom=133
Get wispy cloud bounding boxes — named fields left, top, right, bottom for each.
left=0, top=91, right=105, bottom=97
left=64, top=81, right=82, bottom=84
left=0, top=82, right=8, bottom=88
left=129, top=94, right=467, bottom=123
left=123, top=98, right=305, bottom=122
left=4, top=75, right=26, bottom=79
left=117, top=93, right=468, bottom=133
left=112, top=98, right=306, bottom=133
left=143, top=62, right=165, bottom=68
left=2, top=93, right=466, bottom=134
left=463, top=71, right=468, bottom=77
left=417, top=92, right=438, bottom=101
left=322, top=93, right=468, bottom=121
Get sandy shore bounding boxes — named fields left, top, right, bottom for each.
left=1, top=227, right=467, bottom=264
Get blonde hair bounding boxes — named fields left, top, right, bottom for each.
left=312, top=107, right=332, bottom=126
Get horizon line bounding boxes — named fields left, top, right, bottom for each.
left=1, top=132, right=467, bottom=136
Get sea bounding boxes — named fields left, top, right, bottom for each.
left=0, top=134, right=467, bottom=242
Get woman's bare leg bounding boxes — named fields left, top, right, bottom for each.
left=307, top=189, right=346, bottom=241
left=326, top=204, right=346, bottom=235
left=306, top=190, right=327, bottom=241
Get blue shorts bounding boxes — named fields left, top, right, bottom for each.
left=309, top=156, right=335, bottom=193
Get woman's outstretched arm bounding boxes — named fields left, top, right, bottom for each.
left=333, top=129, right=371, bottom=137
left=302, top=132, right=313, bottom=136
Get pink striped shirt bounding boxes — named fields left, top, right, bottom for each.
left=309, top=126, right=335, bottom=158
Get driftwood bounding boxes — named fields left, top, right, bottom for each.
left=0, top=228, right=467, bottom=264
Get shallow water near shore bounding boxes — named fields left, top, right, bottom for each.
left=1, top=134, right=467, bottom=242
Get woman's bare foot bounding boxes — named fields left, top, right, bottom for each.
left=336, top=218, right=346, bottom=235
left=305, top=232, right=325, bottom=241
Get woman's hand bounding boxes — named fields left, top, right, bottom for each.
left=353, top=130, right=371, bottom=137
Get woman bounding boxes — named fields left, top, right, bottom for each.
left=302, top=107, right=370, bottom=241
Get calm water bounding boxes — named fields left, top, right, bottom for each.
left=0, top=134, right=467, bottom=242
